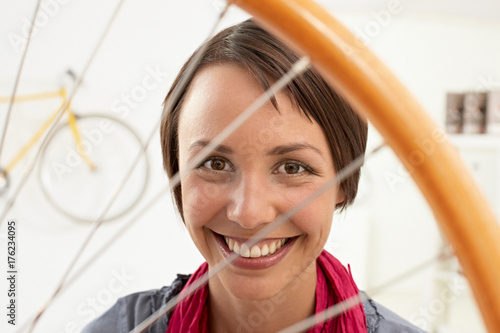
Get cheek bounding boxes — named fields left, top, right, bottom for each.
left=182, top=176, right=228, bottom=227
left=284, top=184, right=337, bottom=237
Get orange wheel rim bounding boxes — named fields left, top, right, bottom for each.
left=234, top=0, right=500, bottom=331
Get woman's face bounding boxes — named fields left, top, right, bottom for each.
left=177, top=64, right=343, bottom=301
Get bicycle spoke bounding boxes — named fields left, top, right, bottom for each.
left=8, top=2, right=470, bottom=332
left=0, top=0, right=43, bottom=163
left=17, top=56, right=310, bottom=333
left=15, top=186, right=166, bottom=333
left=0, top=0, right=126, bottom=230
left=127, top=143, right=385, bottom=333
left=275, top=246, right=455, bottom=333
left=16, top=41, right=377, bottom=331
left=278, top=293, right=367, bottom=333
left=16, top=3, right=233, bottom=331
left=366, top=245, right=454, bottom=295
left=16, top=138, right=384, bottom=333
left=5, top=2, right=128, bottom=332
left=90, top=1, right=232, bottom=228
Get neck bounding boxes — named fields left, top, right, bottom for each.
left=207, top=261, right=317, bottom=333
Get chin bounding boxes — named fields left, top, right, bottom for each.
left=221, top=272, right=287, bottom=301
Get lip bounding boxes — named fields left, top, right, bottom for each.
left=213, top=231, right=297, bottom=270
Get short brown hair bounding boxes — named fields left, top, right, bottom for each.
left=161, top=19, right=367, bottom=219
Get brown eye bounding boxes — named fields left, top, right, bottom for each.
left=202, top=158, right=229, bottom=171
left=281, top=162, right=303, bottom=174
left=211, top=159, right=226, bottom=170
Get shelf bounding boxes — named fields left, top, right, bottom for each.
left=447, top=134, right=500, bottom=148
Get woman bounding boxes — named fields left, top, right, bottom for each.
left=84, top=19, right=425, bottom=333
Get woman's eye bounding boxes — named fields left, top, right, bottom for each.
left=277, top=162, right=305, bottom=175
left=203, top=158, right=230, bottom=171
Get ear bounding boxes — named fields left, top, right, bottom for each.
left=335, top=188, right=346, bottom=205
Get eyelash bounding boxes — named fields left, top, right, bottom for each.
left=199, top=157, right=233, bottom=172
left=273, top=160, right=316, bottom=176
left=198, top=157, right=316, bottom=176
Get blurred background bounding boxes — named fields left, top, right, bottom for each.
left=0, top=0, right=499, bottom=332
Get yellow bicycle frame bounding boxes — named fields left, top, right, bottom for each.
left=0, top=88, right=95, bottom=174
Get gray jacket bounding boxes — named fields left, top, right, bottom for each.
left=82, top=274, right=426, bottom=333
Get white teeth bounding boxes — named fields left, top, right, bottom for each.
left=223, top=236, right=289, bottom=258
left=250, top=245, right=261, bottom=258
left=240, top=243, right=250, bottom=258
left=225, top=237, right=234, bottom=251
left=261, top=244, right=269, bottom=256
left=269, top=241, right=276, bottom=254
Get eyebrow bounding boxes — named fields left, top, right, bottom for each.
left=189, top=140, right=233, bottom=154
left=189, top=140, right=324, bottom=158
left=267, top=143, right=324, bottom=157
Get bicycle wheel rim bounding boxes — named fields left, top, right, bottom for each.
left=37, top=113, right=150, bottom=223
left=233, top=0, right=500, bottom=331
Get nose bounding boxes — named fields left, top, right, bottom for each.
left=226, top=173, right=277, bottom=229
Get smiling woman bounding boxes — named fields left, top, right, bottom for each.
left=178, top=63, right=341, bottom=305
left=82, top=19, right=425, bottom=333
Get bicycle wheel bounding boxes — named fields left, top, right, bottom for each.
left=38, top=113, right=150, bottom=223
left=235, top=0, right=500, bottom=331
left=6, top=2, right=499, bottom=332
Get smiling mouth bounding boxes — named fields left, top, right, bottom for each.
left=223, top=235, right=290, bottom=258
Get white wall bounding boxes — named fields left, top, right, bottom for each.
left=0, top=1, right=498, bottom=332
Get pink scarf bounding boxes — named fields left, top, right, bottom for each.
left=166, top=250, right=367, bottom=332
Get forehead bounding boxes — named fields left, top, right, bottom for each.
left=178, top=64, right=326, bottom=149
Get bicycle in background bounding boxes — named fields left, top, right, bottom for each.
left=0, top=87, right=150, bottom=223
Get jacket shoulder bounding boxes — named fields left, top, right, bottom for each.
left=82, top=274, right=189, bottom=333
left=362, top=292, right=427, bottom=333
